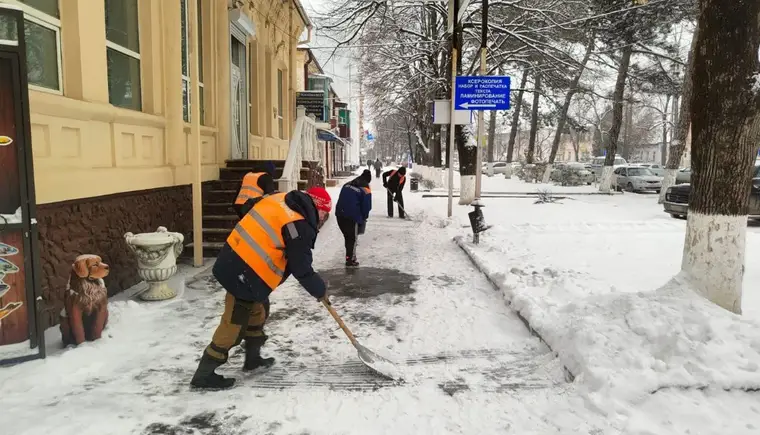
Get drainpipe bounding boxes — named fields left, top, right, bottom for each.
left=304, top=51, right=312, bottom=89
left=293, top=0, right=312, bottom=45
left=189, top=0, right=203, bottom=267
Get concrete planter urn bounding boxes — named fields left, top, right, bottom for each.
left=124, top=227, right=184, bottom=301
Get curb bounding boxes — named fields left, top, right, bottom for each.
left=453, top=235, right=576, bottom=382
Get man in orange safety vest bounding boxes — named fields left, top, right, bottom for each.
left=191, top=186, right=333, bottom=390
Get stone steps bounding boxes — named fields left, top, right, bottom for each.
left=184, top=159, right=323, bottom=258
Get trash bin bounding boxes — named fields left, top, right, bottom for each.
left=410, top=178, right=419, bottom=192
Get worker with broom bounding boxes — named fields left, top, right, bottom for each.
left=233, top=161, right=277, bottom=219
left=383, top=166, right=407, bottom=219
left=335, top=170, right=372, bottom=267
left=191, top=187, right=333, bottom=390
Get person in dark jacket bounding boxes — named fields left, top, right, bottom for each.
left=233, top=161, right=277, bottom=219
left=335, top=170, right=372, bottom=267
left=383, top=166, right=407, bottom=219
left=191, top=187, right=333, bottom=390
left=373, top=159, right=383, bottom=178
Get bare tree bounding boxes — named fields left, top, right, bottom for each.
left=659, top=22, right=699, bottom=203
left=526, top=72, right=542, bottom=164
left=543, top=34, right=596, bottom=182
left=680, top=0, right=760, bottom=314
left=506, top=70, right=529, bottom=162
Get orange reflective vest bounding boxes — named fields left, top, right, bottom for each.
left=235, top=172, right=266, bottom=205
left=227, top=193, right=304, bottom=289
left=362, top=186, right=371, bottom=195
left=390, top=170, right=406, bottom=187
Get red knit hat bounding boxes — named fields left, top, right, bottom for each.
left=306, top=187, right=332, bottom=212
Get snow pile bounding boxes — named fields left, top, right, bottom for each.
left=0, top=207, right=22, bottom=224
left=457, top=239, right=760, bottom=406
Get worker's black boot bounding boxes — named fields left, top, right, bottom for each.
left=345, top=256, right=359, bottom=268
left=243, top=336, right=275, bottom=371
left=190, top=354, right=236, bottom=389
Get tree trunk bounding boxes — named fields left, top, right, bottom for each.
left=660, top=95, right=670, bottom=167
left=681, top=0, right=760, bottom=314
left=457, top=124, right=476, bottom=204
left=570, top=129, right=580, bottom=161
left=543, top=35, right=594, bottom=183
left=433, top=124, right=442, bottom=167
left=407, top=129, right=414, bottom=164
left=526, top=73, right=541, bottom=164
left=455, top=21, right=476, bottom=205
left=506, top=70, right=528, bottom=162
left=599, top=40, right=634, bottom=193
left=487, top=109, right=496, bottom=163
left=659, top=22, right=700, bottom=204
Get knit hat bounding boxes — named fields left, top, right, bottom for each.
left=264, top=161, right=277, bottom=177
left=398, top=166, right=407, bottom=175
left=359, top=170, right=372, bottom=183
left=306, top=187, right=332, bottom=212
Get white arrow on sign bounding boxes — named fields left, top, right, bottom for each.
left=459, top=103, right=496, bottom=109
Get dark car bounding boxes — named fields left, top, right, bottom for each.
left=664, top=164, right=760, bottom=219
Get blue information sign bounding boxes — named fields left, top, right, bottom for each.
left=454, top=76, right=511, bottom=111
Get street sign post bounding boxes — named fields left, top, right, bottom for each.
left=454, top=76, right=511, bottom=111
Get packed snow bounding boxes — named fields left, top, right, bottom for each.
left=0, top=173, right=607, bottom=435
left=3, top=170, right=760, bottom=434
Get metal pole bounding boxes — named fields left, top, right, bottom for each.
left=189, top=0, right=203, bottom=267
left=448, top=0, right=459, bottom=217
left=475, top=0, right=488, bottom=199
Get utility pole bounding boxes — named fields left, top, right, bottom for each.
left=474, top=0, right=488, bottom=199
left=447, top=0, right=460, bottom=217
left=359, top=72, right=366, bottom=160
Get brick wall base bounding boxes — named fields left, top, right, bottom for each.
left=36, top=185, right=193, bottom=328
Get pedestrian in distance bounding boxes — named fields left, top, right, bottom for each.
left=383, top=166, right=407, bottom=219
left=233, top=161, right=277, bottom=219
left=191, top=187, right=333, bottom=390
left=335, top=170, right=372, bottom=267
left=374, top=159, right=383, bottom=178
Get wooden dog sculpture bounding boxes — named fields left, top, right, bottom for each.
left=60, top=255, right=110, bottom=346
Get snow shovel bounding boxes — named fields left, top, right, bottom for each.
left=321, top=299, right=403, bottom=381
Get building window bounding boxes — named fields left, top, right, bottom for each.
left=3, top=1, right=63, bottom=92
left=105, top=0, right=141, bottom=111
left=277, top=69, right=284, bottom=139
left=181, top=0, right=205, bottom=124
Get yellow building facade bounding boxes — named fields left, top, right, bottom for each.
left=9, top=0, right=309, bottom=204
left=0, top=0, right=313, bottom=329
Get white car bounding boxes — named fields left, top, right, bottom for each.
left=481, top=161, right=513, bottom=176
left=676, top=167, right=691, bottom=184
left=590, top=155, right=628, bottom=179
left=638, top=163, right=665, bottom=177
left=614, top=166, right=663, bottom=193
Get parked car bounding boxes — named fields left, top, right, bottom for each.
left=638, top=163, right=665, bottom=177
left=590, top=155, right=628, bottom=179
left=675, top=167, right=691, bottom=184
left=481, top=162, right=511, bottom=175
left=614, top=166, right=663, bottom=193
left=664, top=165, right=760, bottom=219
left=550, top=162, right=595, bottom=186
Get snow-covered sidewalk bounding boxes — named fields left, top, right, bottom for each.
left=432, top=173, right=760, bottom=434
left=0, top=174, right=622, bottom=435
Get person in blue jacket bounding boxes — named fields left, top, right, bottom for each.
left=335, top=170, right=372, bottom=267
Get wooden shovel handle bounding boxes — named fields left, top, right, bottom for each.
left=322, top=299, right=359, bottom=347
